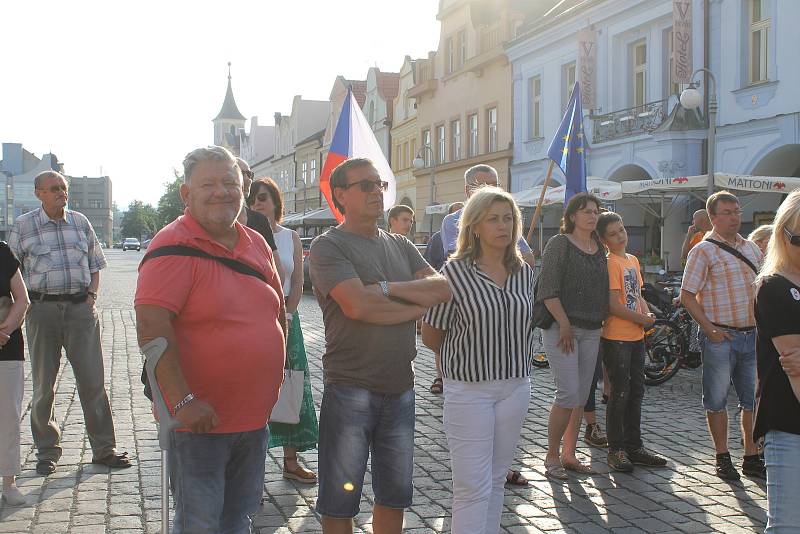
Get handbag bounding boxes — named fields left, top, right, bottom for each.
left=269, top=368, right=304, bottom=424
left=532, top=278, right=555, bottom=329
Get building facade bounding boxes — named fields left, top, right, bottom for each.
left=363, top=67, right=400, bottom=161
left=239, top=116, right=275, bottom=167
left=410, top=0, right=525, bottom=236
left=67, top=175, right=113, bottom=246
left=390, top=56, right=421, bottom=235
left=507, top=0, right=799, bottom=267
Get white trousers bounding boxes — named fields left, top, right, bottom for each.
left=0, top=361, right=24, bottom=476
left=443, top=376, right=530, bottom=534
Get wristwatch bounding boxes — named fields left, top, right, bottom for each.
left=378, top=281, right=390, bottom=298
left=87, top=290, right=98, bottom=301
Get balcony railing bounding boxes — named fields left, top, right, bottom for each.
left=479, top=22, right=502, bottom=54
left=591, top=99, right=668, bottom=143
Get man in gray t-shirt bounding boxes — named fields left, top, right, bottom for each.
left=309, top=158, right=451, bottom=532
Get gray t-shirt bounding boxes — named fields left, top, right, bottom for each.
left=309, top=227, right=429, bottom=394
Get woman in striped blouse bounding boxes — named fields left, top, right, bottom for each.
left=422, top=187, right=534, bottom=534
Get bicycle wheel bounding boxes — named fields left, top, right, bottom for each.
left=644, top=319, right=686, bottom=385
left=531, top=327, right=549, bottom=368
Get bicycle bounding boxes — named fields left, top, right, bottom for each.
left=643, top=281, right=702, bottom=385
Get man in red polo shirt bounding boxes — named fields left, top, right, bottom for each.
left=135, top=146, right=286, bottom=534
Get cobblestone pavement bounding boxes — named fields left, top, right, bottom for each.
left=0, top=250, right=768, bottom=533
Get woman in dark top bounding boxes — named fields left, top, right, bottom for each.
left=0, top=242, right=30, bottom=505
left=753, top=190, right=800, bottom=533
left=535, top=193, right=609, bottom=480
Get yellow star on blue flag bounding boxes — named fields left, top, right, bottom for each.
left=547, top=82, right=588, bottom=203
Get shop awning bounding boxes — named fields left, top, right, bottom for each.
left=513, top=177, right=622, bottom=207
left=282, top=207, right=338, bottom=228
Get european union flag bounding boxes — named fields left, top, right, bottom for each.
left=547, top=82, right=587, bottom=203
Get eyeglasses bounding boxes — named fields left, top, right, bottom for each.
left=578, top=209, right=600, bottom=216
left=340, top=180, right=389, bottom=193
left=717, top=209, right=743, bottom=217
left=785, top=227, right=800, bottom=247
left=37, top=185, right=68, bottom=193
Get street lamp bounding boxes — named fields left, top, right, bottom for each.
left=412, top=145, right=436, bottom=234
left=291, top=178, right=308, bottom=215
left=680, top=68, right=718, bottom=197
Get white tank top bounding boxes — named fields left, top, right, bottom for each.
left=273, top=225, right=295, bottom=297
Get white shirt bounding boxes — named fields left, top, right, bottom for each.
left=273, top=226, right=295, bottom=297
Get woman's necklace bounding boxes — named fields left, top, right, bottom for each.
left=570, top=234, right=594, bottom=253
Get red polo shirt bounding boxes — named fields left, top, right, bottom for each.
left=135, top=209, right=285, bottom=433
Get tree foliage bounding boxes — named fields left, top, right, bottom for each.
left=157, top=171, right=185, bottom=228
left=120, top=200, right=159, bottom=240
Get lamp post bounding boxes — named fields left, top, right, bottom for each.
left=291, top=178, right=308, bottom=215
left=412, top=145, right=436, bottom=235
left=679, top=68, right=718, bottom=198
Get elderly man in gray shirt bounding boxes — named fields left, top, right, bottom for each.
left=310, top=158, right=451, bottom=534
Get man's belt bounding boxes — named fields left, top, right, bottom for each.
left=713, top=322, right=755, bottom=332
left=29, top=290, right=88, bottom=303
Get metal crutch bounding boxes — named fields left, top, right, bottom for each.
left=142, top=338, right=180, bottom=534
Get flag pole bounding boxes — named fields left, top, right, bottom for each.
left=526, top=160, right=555, bottom=245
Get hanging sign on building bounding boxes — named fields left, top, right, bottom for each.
left=672, top=0, right=693, bottom=83
left=577, top=29, right=597, bottom=111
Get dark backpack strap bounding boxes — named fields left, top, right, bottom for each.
left=705, top=239, right=758, bottom=274
left=141, top=245, right=267, bottom=283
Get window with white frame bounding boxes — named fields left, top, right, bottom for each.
left=632, top=40, right=647, bottom=107
left=749, top=0, right=770, bottom=84
left=437, top=125, right=446, bottom=164
left=310, top=159, right=316, bottom=182
left=468, top=113, right=479, bottom=157
left=488, top=108, right=497, bottom=152
left=446, top=37, right=454, bottom=74
left=451, top=120, right=461, bottom=161
left=422, top=129, right=431, bottom=166
left=301, top=161, right=307, bottom=184
left=562, top=62, right=576, bottom=110
left=665, top=29, right=680, bottom=98
left=529, top=75, right=541, bottom=138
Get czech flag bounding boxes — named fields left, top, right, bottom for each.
left=319, top=88, right=397, bottom=222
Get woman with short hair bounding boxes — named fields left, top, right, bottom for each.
left=249, top=178, right=319, bottom=484
left=535, top=192, right=609, bottom=480
left=753, top=191, right=800, bottom=532
left=422, top=187, right=534, bottom=533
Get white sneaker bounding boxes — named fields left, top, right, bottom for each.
left=1, top=485, right=26, bottom=506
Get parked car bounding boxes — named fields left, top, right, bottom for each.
left=113, top=241, right=124, bottom=249
left=122, top=238, right=141, bottom=251
left=142, top=239, right=152, bottom=249
left=301, top=237, right=313, bottom=291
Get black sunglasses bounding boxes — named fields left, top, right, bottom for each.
left=785, top=227, right=800, bottom=247
left=340, top=179, right=389, bottom=193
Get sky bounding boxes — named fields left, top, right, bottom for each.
left=1, top=0, right=441, bottom=209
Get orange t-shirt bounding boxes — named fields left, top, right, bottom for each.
left=602, top=253, right=646, bottom=342
left=135, top=210, right=285, bottom=433
left=688, top=231, right=706, bottom=251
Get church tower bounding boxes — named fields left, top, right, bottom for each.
left=213, top=62, right=246, bottom=155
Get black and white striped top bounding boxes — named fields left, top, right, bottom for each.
left=423, top=258, right=535, bottom=382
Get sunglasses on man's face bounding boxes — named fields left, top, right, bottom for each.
left=341, top=179, right=389, bottom=193
left=785, top=227, right=800, bottom=247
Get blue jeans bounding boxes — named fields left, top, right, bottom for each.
left=169, top=427, right=268, bottom=534
left=764, top=430, right=800, bottom=533
left=316, top=383, right=415, bottom=518
left=700, top=329, right=756, bottom=412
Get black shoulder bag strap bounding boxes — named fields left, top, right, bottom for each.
left=705, top=239, right=758, bottom=275
left=140, top=245, right=267, bottom=283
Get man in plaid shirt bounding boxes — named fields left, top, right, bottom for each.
left=680, top=190, right=764, bottom=481
left=8, top=170, right=130, bottom=475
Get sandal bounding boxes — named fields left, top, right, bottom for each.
left=91, top=451, right=132, bottom=469
left=505, top=470, right=529, bottom=486
left=429, top=377, right=443, bottom=395
left=544, top=461, right=568, bottom=481
left=563, top=461, right=596, bottom=475
left=283, top=457, right=317, bottom=485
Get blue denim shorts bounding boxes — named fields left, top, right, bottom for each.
left=701, top=328, right=756, bottom=412
left=315, top=383, right=415, bottom=518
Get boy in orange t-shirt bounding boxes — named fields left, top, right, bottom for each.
left=597, top=212, right=668, bottom=473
